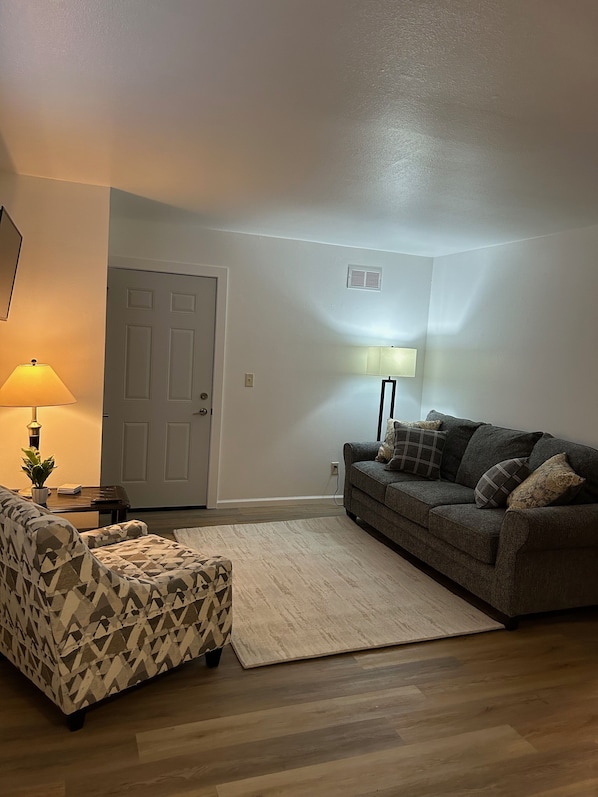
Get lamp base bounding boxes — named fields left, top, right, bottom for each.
left=27, top=414, right=41, bottom=451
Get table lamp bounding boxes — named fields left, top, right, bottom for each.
left=366, top=346, right=417, bottom=440
left=0, top=358, right=76, bottom=450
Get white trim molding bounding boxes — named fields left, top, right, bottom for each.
left=217, top=495, right=341, bottom=508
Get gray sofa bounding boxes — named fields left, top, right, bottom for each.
left=343, top=410, right=598, bottom=624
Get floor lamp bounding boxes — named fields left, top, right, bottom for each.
left=367, top=347, right=417, bottom=440
left=0, top=358, right=76, bottom=450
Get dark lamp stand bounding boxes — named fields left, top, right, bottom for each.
left=376, top=378, right=397, bottom=441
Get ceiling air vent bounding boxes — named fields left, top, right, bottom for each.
left=347, top=265, right=382, bottom=291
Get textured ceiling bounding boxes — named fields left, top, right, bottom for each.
left=1, top=0, right=598, bottom=256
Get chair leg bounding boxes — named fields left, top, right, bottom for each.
left=205, top=648, right=223, bottom=668
left=66, top=708, right=86, bottom=731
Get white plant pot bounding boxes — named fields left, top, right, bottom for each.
left=31, top=487, right=49, bottom=505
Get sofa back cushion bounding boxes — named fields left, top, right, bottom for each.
left=456, top=425, right=543, bottom=488
left=425, top=410, right=484, bottom=482
left=529, top=433, right=598, bottom=504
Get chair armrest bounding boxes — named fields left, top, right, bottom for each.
left=499, top=504, right=598, bottom=556
left=81, top=519, right=148, bottom=549
left=48, top=550, right=232, bottom=665
left=146, top=555, right=232, bottom=596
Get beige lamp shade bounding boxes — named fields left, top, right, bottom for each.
left=366, top=347, right=417, bottom=378
left=0, top=359, right=76, bottom=407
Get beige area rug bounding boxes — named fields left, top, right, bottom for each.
left=175, top=516, right=503, bottom=668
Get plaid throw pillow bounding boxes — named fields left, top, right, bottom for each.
left=385, top=427, right=447, bottom=480
left=375, top=419, right=443, bottom=462
left=475, top=457, right=530, bottom=508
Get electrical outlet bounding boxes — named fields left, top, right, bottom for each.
left=330, top=461, right=339, bottom=476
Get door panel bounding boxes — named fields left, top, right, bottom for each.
left=102, top=268, right=216, bottom=508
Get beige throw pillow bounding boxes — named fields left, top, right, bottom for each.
left=375, top=418, right=443, bottom=462
left=506, top=453, right=585, bottom=510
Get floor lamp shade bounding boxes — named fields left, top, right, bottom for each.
left=366, top=347, right=417, bottom=440
left=366, top=347, right=417, bottom=378
left=0, top=359, right=76, bottom=449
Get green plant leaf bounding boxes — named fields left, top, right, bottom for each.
left=21, top=448, right=57, bottom=486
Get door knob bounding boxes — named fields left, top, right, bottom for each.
left=195, top=408, right=208, bottom=416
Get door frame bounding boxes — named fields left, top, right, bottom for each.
left=107, top=255, right=228, bottom=509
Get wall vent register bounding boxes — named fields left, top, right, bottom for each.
left=347, top=265, right=382, bottom=291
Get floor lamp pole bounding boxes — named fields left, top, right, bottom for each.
left=377, top=378, right=397, bottom=441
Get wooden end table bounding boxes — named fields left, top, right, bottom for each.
left=44, top=485, right=130, bottom=524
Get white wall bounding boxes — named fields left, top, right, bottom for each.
left=109, top=218, right=433, bottom=503
left=0, top=173, right=110, bottom=488
left=423, top=224, right=598, bottom=447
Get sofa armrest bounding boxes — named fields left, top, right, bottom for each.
left=81, top=519, right=148, bottom=549
left=498, top=504, right=598, bottom=556
left=343, top=441, right=380, bottom=467
left=493, top=503, right=598, bottom=617
left=343, top=441, right=380, bottom=515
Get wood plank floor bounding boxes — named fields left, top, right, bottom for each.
left=2, top=502, right=598, bottom=796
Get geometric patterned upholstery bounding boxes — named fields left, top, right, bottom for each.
left=0, top=485, right=232, bottom=723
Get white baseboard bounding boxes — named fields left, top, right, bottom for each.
left=216, top=495, right=342, bottom=509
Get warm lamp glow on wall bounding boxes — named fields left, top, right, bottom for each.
left=0, top=359, right=76, bottom=450
left=366, top=346, right=417, bottom=440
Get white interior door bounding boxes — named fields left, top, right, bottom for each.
left=101, top=268, right=217, bottom=508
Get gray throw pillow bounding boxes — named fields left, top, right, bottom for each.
left=475, top=458, right=530, bottom=508
left=385, top=427, right=447, bottom=480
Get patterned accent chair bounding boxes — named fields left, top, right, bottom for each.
left=0, top=486, right=232, bottom=730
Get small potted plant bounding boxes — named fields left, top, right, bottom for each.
left=21, top=447, right=56, bottom=505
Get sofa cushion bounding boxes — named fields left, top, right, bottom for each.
left=529, top=433, right=598, bottom=504
left=385, top=427, right=447, bottom=480
left=507, top=453, right=585, bottom=510
left=425, top=410, right=485, bottom=482
left=385, top=480, right=475, bottom=527
left=428, top=504, right=505, bottom=564
left=375, top=418, right=442, bottom=462
left=350, top=461, right=423, bottom=503
left=456, top=425, right=543, bottom=488
left=474, top=457, right=530, bottom=508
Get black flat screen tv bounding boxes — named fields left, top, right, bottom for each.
left=0, top=206, right=23, bottom=321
